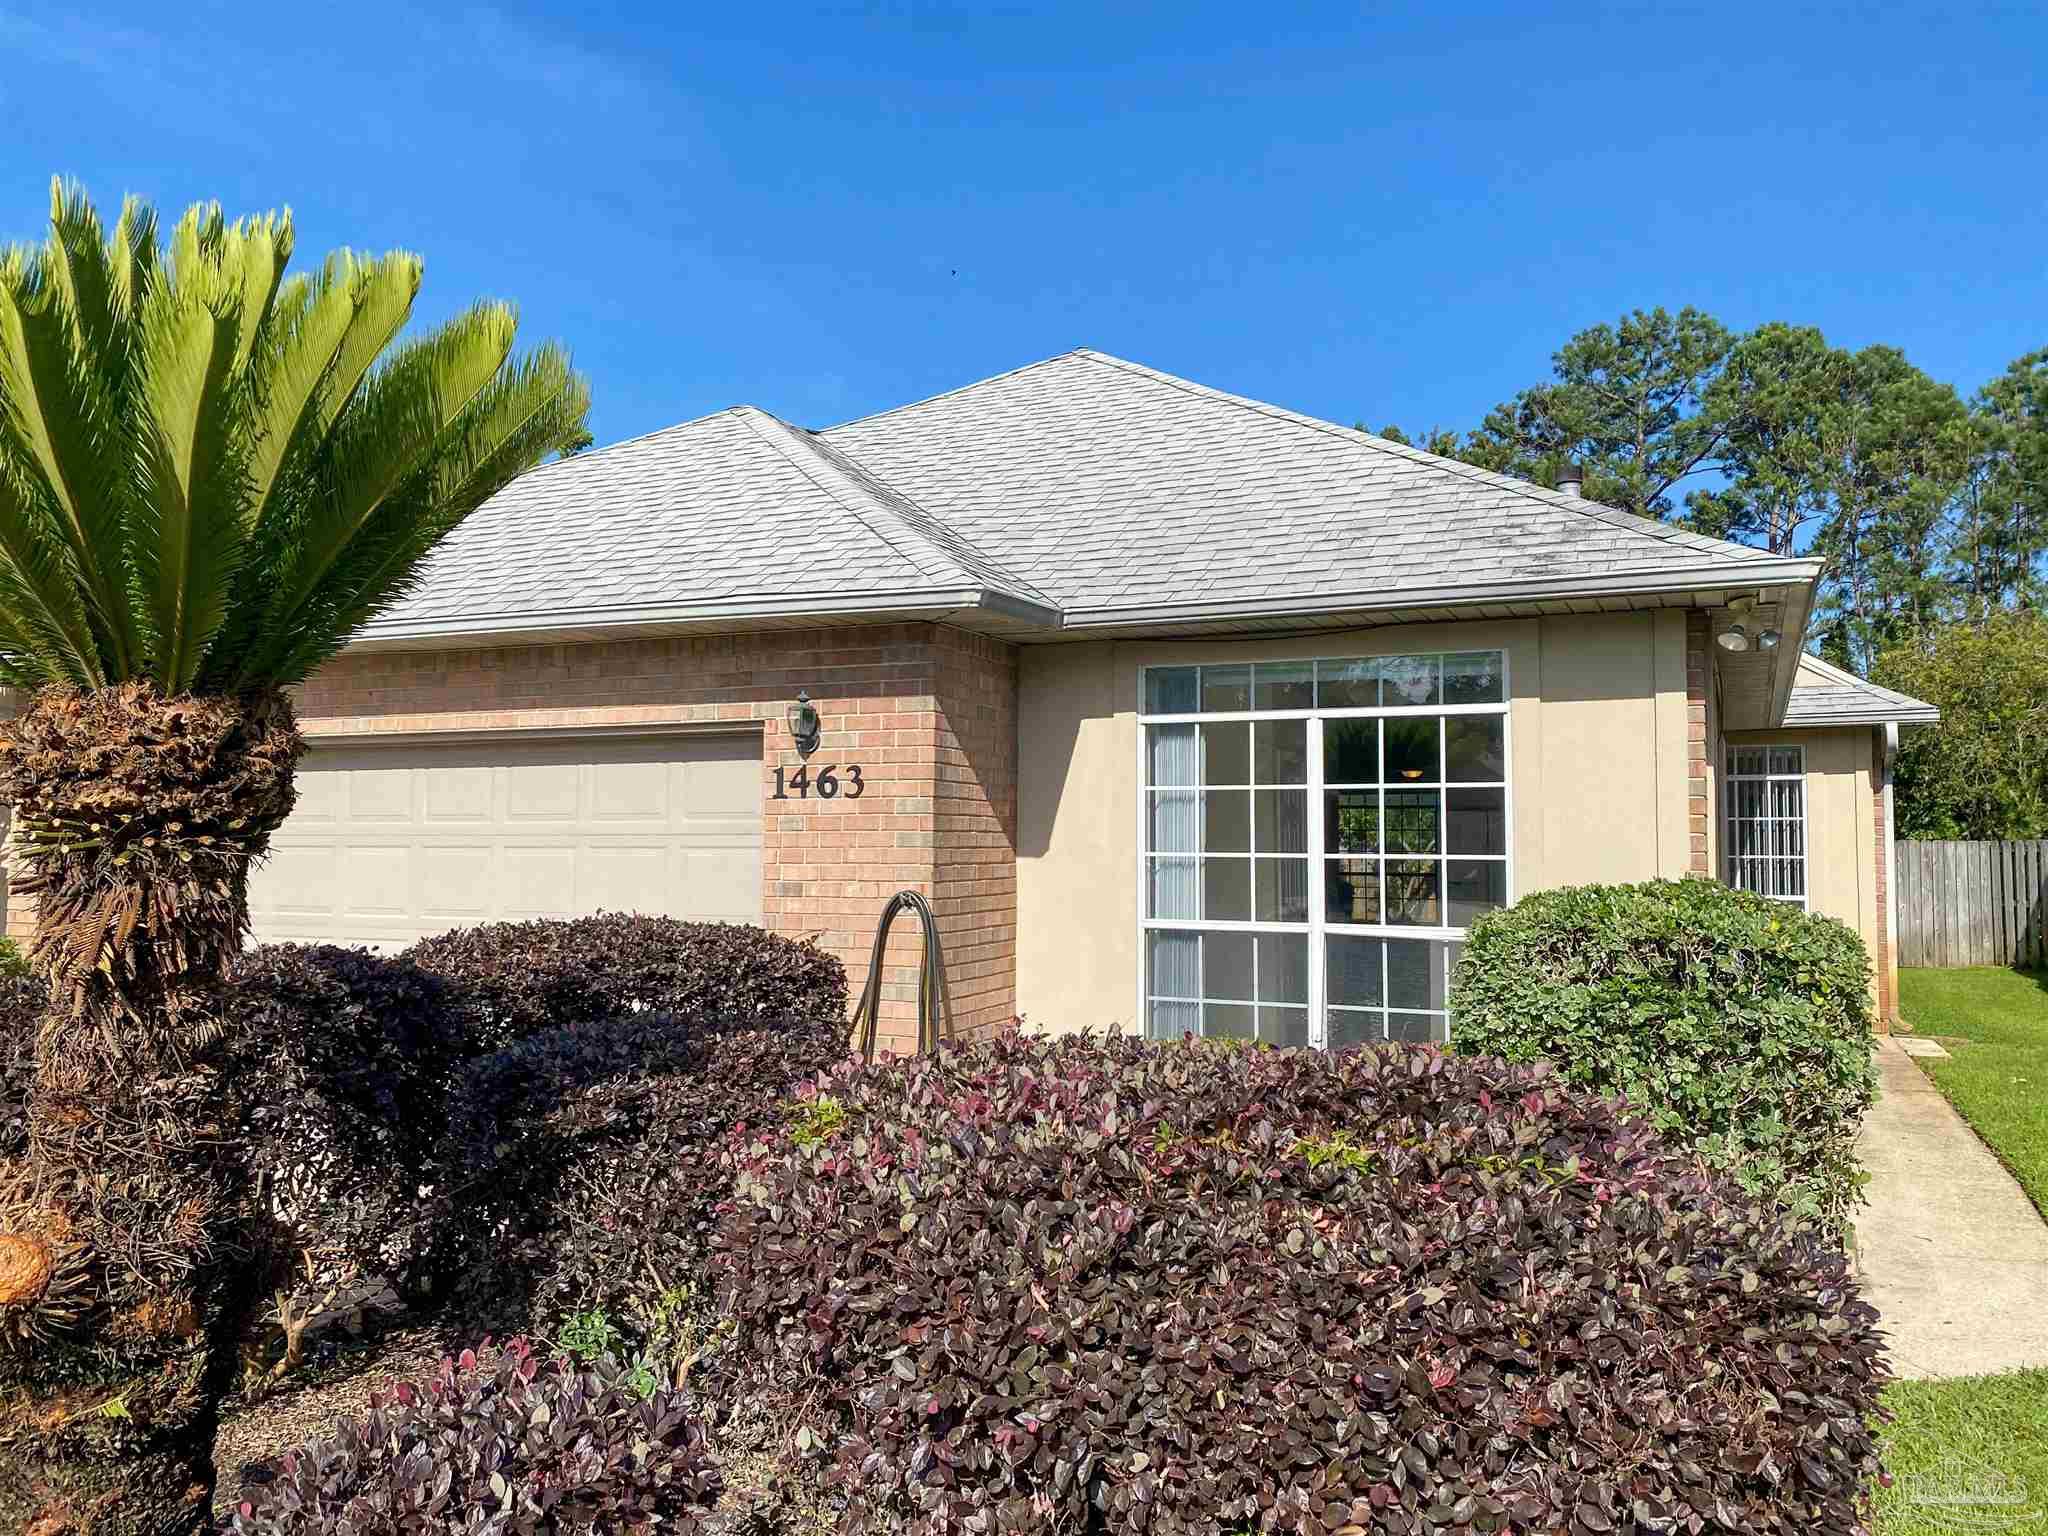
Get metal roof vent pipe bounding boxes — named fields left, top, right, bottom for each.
left=1555, top=462, right=1584, bottom=498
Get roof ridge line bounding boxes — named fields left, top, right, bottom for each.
left=1067, top=349, right=1782, bottom=566
left=823, top=348, right=1093, bottom=433
left=730, top=407, right=965, bottom=585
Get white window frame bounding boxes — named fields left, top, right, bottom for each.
left=1723, top=743, right=1809, bottom=907
left=1135, top=651, right=1513, bottom=1046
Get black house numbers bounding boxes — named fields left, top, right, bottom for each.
left=771, top=763, right=866, bottom=800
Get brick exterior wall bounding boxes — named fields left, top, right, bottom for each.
left=2, top=624, right=1020, bottom=1055
left=1686, top=611, right=1714, bottom=875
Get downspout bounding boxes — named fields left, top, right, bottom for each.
left=1883, top=723, right=1900, bottom=1024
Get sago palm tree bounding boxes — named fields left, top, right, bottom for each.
left=0, top=181, right=589, bottom=1535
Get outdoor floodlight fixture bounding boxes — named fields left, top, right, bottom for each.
left=1716, top=625, right=1751, bottom=653
left=786, top=689, right=822, bottom=758
left=1756, top=629, right=1782, bottom=650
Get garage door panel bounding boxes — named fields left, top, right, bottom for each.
left=505, top=761, right=581, bottom=822
left=419, top=844, right=495, bottom=921
left=339, top=845, right=413, bottom=918
left=423, top=766, right=496, bottom=824
left=347, top=767, right=416, bottom=823
left=249, top=731, right=763, bottom=949
left=588, top=760, right=672, bottom=825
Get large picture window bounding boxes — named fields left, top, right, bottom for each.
left=1141, top=651, right=1509, bottom=1046
left=1725, top=745, right=1807, bottom=904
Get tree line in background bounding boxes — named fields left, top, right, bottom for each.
left=1375, top=308, right=2048, bottom=839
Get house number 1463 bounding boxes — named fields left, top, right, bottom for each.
left=772, top=764, right=865, bottom=799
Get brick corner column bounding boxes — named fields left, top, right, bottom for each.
left=1685, top=611, right=1714, bottom=877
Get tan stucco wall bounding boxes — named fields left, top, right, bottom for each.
left=1723, top=725, right=1885, bottom=1014
left=1015, top=611, right=1698, bottom=1031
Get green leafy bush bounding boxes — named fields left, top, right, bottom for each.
left=712, top=1029, right=1886, bottom=1535
left=0, top=937, right=26, bottom=979
left=225, top=1338, right=720, bottom=1534
left=1449, top=878, right=1877, bottom=1225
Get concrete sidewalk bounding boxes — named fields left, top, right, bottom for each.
left=1856, top=1036, right=2048, bottom=1379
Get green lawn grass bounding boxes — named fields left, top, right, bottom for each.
left=1898, top=968, right=2048, bottom=1218
left=1876, top=1370, right=2048, bottom=1533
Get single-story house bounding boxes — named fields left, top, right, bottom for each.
left=0, top=350, right=1939, bottom=1053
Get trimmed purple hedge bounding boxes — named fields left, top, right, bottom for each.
left=226, top=1338, right=720, bottom=1534
left=711, top=1030, right=1887, bottom=1536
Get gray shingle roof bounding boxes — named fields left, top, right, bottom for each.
left=361, top=347, right=1818, bottom=648
left=360, top=405, right=1058, bottom=642
left=1784, top=654, right=1939, bottom=726
left=823, top=350, right=1795, bottom=622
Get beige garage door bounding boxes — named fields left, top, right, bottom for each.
left=249, top=730, right=762, bottom=949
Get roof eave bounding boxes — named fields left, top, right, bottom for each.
left=341, top=584, right=1065, bottom=653
left=1056, top=557, right=1824, bottom=631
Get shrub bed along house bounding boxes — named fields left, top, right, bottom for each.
left=712, top=1029, right=1888, bottom=1536
left=1449, top=878, right=1879, bottom=1227
left=225, top=1338, right=722, bottom=1535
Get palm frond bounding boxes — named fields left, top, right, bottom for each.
left=250, top=342, right=587, bottom=685
left=311, top=251, right=421, bottom=440
left=0, top=456, right=104, bottom=685
left=126, top=206, right=255, bottom=691
left=249, top=300, right=514, bottom=652
left=0, top=196, right=141, bottom=675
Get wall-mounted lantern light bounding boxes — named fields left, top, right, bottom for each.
left=786, top=689, right=821, bottom=759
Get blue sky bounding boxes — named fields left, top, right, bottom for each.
left=0, top=1, right=2041, bottom=449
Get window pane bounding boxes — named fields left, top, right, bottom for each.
left=1203, top=857, right=1250, bottom=920
left=1318, top=856, right=1384, bottom=925
left=1383, top=787, right=1441, bottom=854
left=1205, top=930, right=1255, bottom=999
left=1202, top=721, right=1250, bottom=785
left=1326, top=934, right=1384, bottom=1007
left=1148, top=999, right=1198, bottom=1040
left=1447, top=860, right=1507, bottom=926
left=1147, top=667, right=1199, bottom=714
left=1444, top=716, right=1505, bottom=782
left=1253, top=719, right=1308, bottom=784
left=1257, top=931, right=1310, bottom=1003
left=1324, top=718, right=1380, bottom=783
left=1147, top=928, right=1200, bottom=998
left=1255, top=858, right=1311, bottom=922
left=1326, top=789, right=1380, bottom=854
left=1258, top=1007, right=1309, bottom=1047
left=1445, top=941, right=1466, bottom=996
left=1318, top=657, right=1378, bottom=708
left=1446, top=788, right=1506, bottom=855
left=1385, top=938, right=1443, bottom=1010
left=1256, top=789, right=1309, bottom=853
left=1204, top=789, right=1251, bottom=853
left=1386, top=1011, right=1446, bottom=1044
left=1384, top=860, right=1441, bottom=926
left=1730, top=747, right=1765, bottom=777
left=1382, top=654, right=1441, bottom=706
left=1768, top=747, right=1803, bottom=776
left=1148, top=789, right=1196, bottom=853
left=1384, top=718, right=1440, bottom=783
left=1204, top=1002, right=1256, bottom=1039
left=1254, top=661, right=1314, bottom=710
left=1328, top=1007, right=1383, bottom=1048
left=1201, top=664, right=1251, bottom=713
left=1443, top=652, right=1504, bottom=705
left=1148, top=857, right=1197, bottom=919
left=1147, top=723, right=1197, bottom=787
left=1326, top=858, right=1381, bottom=924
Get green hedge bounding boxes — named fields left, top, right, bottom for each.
left=1449, top=878, right=1877, bottom=1227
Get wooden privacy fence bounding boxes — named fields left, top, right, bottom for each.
left=1896, top=839, right=2048, bottom=969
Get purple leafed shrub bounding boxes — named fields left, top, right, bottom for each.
left=402, top=914, right=848, bottom=1048
left=712, top=1030, right=1887, bottom=1536
left=226, top=1338, right=720, bottom=1535
left=408, top=1007, right=850, bottom=1333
